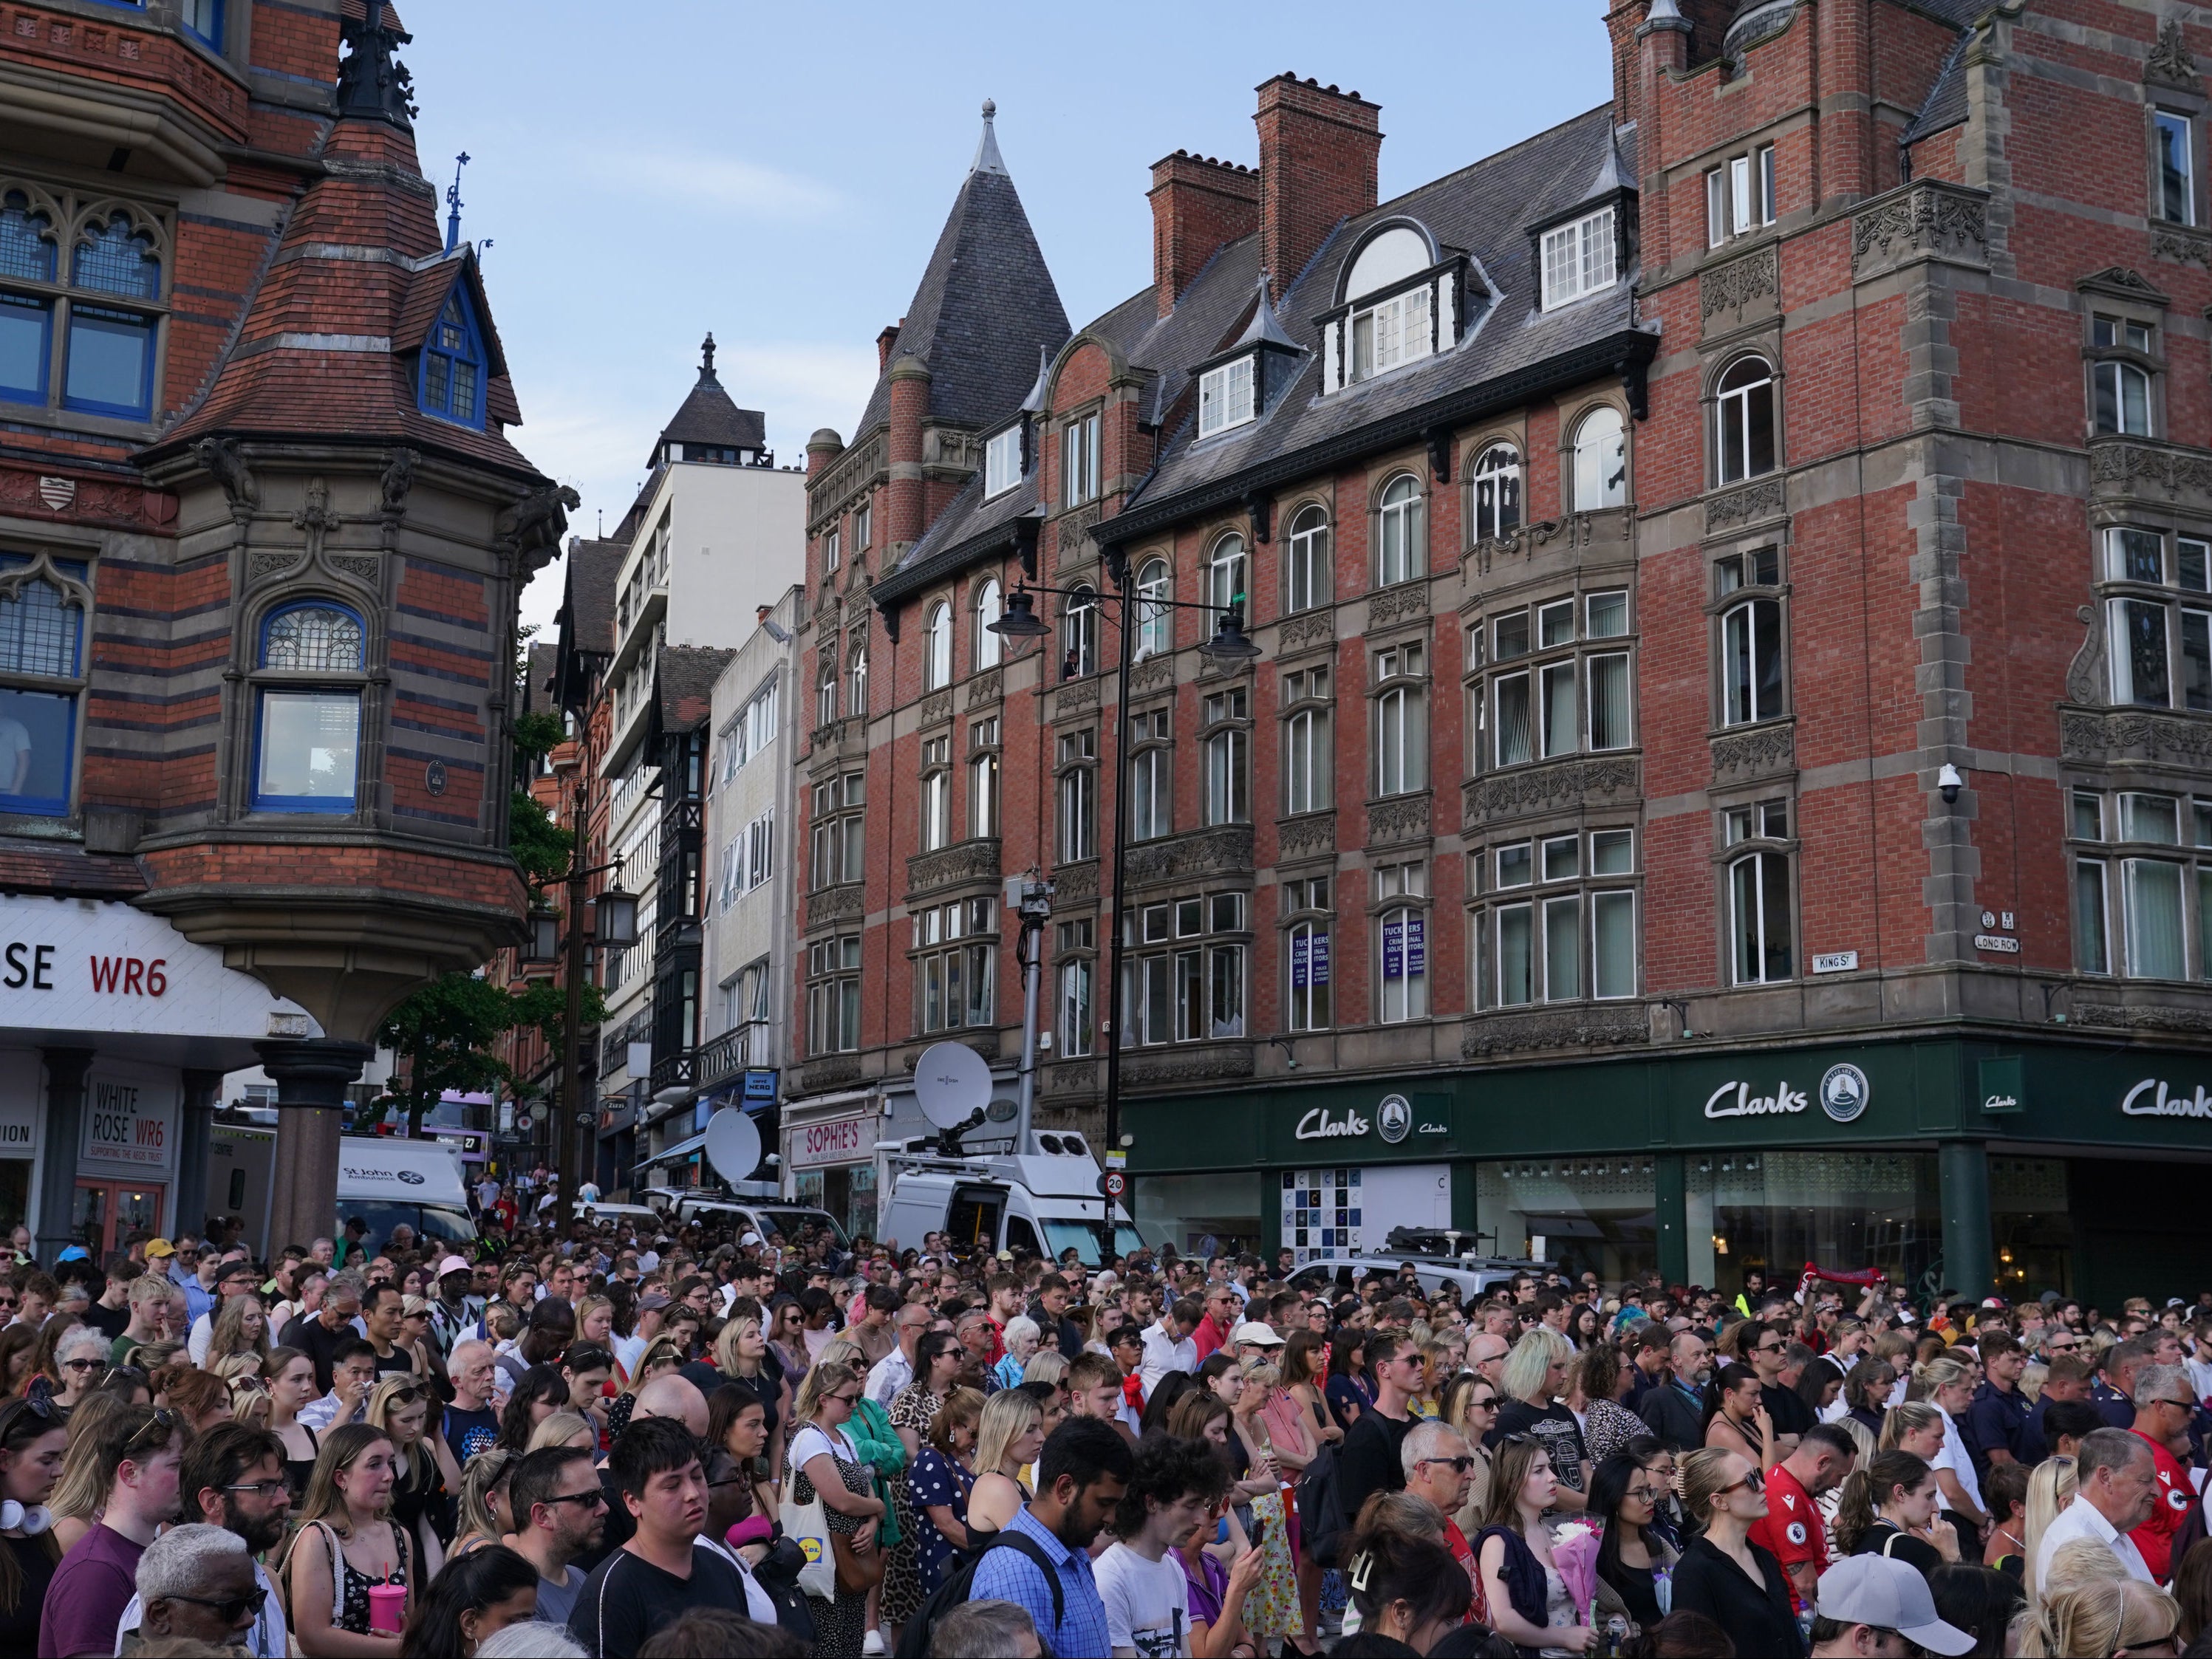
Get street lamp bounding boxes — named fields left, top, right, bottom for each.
left=989, top=575, right=1267, bottom=1237
left=594, top=888, right=641, bottom=949
left=522, top=907, right=560, bottom=965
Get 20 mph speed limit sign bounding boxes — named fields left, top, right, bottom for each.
left=1101, top=1171, right=1127, bottom=1200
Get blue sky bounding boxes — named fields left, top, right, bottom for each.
left=400, top=3, right=1614, bottom=631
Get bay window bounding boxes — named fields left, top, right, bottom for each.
left=252, top=601, right=365, bottom=813
left=807, top=935, right=862, bottom=1053
left=2105, top=527, right=2212, bottom=710
left=1478, top=827, right=1636, bottom=1008
left=1476, top=590, right=1633, bottom=768
left=915, top=897, right=996, bottom=1032
left=2071, top=787, right=2212, bottom=980
left=810, top=771, right=866, bottom=889
left=1121, top=892, right=1247, bottom=1045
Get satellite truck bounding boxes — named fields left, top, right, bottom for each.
left=875, top=1039, right=1148, bottom=1268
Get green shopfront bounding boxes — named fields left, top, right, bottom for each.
left=1120, top=1037, right=2212, bottom=1309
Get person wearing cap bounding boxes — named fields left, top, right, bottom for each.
left=429, top=1253, right=481, bottom=1358
left=1232, top=1321, right=1285, bottom=1367
left=615, top=1292, right=671, bottom=1379
left=1809, top=1553, right=1976, bottom=1657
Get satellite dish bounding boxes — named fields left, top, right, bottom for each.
left=703, top=1109, right=762, bottom=1185
left=914, top=1041, right=991, bottom=1131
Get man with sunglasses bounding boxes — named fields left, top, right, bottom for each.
left=1339, top=1333, right=1424, bottom=1530
left=1402, top=1420, right=1481, bottom=1590
left=119, top=1524, right=261, bottom=1652
left=115, top=1423, right=290, bottom=1658
left=511, top=1445, right=607, bottom=1629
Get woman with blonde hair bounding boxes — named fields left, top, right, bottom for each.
left=966, top=1386, right=1044, bottom=1540
left=366, top=1374, right=454, bottom=1580
left=904, top=1387, right=983, bottom=1600
left=44, top=1393, right=132, bottom=1553
left=205, top=1292, right=272, bottom=1370
left=448, top=1446, right=516, bottom=1560
left=788, top=1357, right=885, bottom=1658
left=1911, top=1353, right=1987, bottom=1536
left=1495, top=1325, right=1591, bottom=1512
left=1880, top=1399, right=1947, bottom=1458
left=2022, top=1454, right=2079, bottom=1604
left=2018, top=1573, right=2181, bottom=1657
left=283, top=1421, right=412, bottom=1655
left=1670, top=1445, right=1804, bottom=1658
left=1229, top=1359, right=1303, bottom=1649
left=524, top=1410, right=596, bottom=1454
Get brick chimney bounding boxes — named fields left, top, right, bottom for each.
left=1606, top=1, right=1645, bottom=126
left=1149, top=151, right=1260, bottom=318
left=876, top=321, right=902, bottom=371
left=1254, top=75, right=1382, bottom=301
left=1637, top=1, right=1695, bottom=270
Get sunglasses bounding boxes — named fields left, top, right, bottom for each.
left=1716, top=1469, right=1766, bottom=1497
left=168, top=1587, right=268, bottom=1622
left=1417, top=1456, right=1478, bottom=1474
left=60, top=1358, right=105, bottom=1374
left=828, top=1392, right=862, bottom=1407
left=543, top=1488, right=610, bottom=1510
left=123, top=1408, right=177, bottom=1455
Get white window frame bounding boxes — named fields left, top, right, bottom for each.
left=1286, top=506, right=1331, bottom=613
left=1377, top=473, right=1423, bottom=587
left=2158, top=110, right=2197, bottom=226
left=1198, top=355, right=1256, bottom=437
left=1350, top=284, right=1434, bottom=382
left=1134, top=558, right=1172, bottom=660
left=974, top=578, right=1003, bottom=669
left=984, top=425, right=1023, bottom=498
left=1470, top=445, right=1522, bottom=544
left=1062, top=412, right=1102, bottom=506
left=1541, top=208, right=1618, bottom=310
left=924, top=601, right=952, bottom=691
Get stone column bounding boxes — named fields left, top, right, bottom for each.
left=259, top=1039, right=373, bottom=1256
left=1654, top=1152, right=1690, bottom=1289
left=1939, top=1138, right=1993, bottom=1301
left=34, top=1048, right=93, bottom=1265
left=176, top=1070, right=221, bottom=1249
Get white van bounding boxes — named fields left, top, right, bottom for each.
left=334, top=1137, right=477, bottom=1251
left=879, top=1135, right=1149, bottom=1266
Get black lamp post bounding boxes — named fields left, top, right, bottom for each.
left=990, top=575, right=1263, bottom=1234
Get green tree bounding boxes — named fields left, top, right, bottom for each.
left=372, top=970, right=610, bottom=1138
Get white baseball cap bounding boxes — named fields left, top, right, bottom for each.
left=1814, top=1556, right=1973, bottom=1656
left=1230, top=1321, right=1285, bottom=1347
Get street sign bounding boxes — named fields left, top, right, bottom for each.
left=514, top=1113, right=533, bottom=1132
left=1102, top=1171, right=1127, bottom=1200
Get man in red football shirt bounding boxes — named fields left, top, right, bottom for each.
left=2128, top=1366, right=2203, bottom=1581
left=1750, top=1423, right=1859, bottom=1612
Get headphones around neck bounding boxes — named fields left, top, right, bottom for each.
left=0, top=1501, right=50, bottom=1534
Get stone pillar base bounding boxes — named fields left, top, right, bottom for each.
left=258, top=1039, right=372, bottom=1255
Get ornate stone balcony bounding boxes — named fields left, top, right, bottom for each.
left=1461, top=1005, right=1650, bottom=1059
left=806, top=883, right=864, bottom=931
left=1124, top=825, right=1253, bottom=891
left=2089, top=437, right=2212, bottom=519
left=907, top=837, right=1001, bottom=899
left=1710, top=720, right=1795, bottom=787
left=1122, top=1044, right=1255, bottom=1088
left=1464, top=756, right=1640, bottom=830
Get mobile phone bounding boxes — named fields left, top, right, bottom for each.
left=1249, top=1519, right=1269, bottom=1554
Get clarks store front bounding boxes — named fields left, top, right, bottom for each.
left=1121, top=1038, right=2212, bottom=1308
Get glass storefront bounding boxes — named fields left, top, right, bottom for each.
left=1136, top=1170, right=1260, bottom=1257
left=1993, top=1156, right=2073, bottom=1299
left=1478, top=1155, right=1659, bottom=1284
left=793, top=1163, right=876, bottom=1245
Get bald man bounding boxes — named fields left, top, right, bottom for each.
left=569, top=1373, right=712, bottom=1576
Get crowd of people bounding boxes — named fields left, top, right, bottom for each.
left=1, top=1199, right=2211, bottom=1658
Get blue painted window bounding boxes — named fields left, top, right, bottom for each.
left=0, top=556, right=88, bottom=818
left=253, top=602, right=365, bottom=813
left=61, top=215, right=160, bottom=420
left=0, top=194, right=55, bottom=408
left=420, top=286, right=486, bottom=429
left=180, top=0, right=222, bottom=47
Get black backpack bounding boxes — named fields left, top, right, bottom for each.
left=1297, top=1440, right=1351, bottom=1568
left=892, top=1529, right=1063, bottom=1658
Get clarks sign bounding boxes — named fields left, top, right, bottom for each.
left=1704, top=1064, right=1871, bottom=1125
left=2121, top=1078, right=2212, bottom=1118
left=1295, top=1106, right=1369, bottom=1141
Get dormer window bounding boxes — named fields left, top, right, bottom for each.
left=1351, top=286, right=1431, bottom=382
left=1320, top=223, right=1471, bottom=396
left=983, top=424, right=1023, bottom=498
left=1198, top=356, right=1255, bottom=438
left=1540, top=208, right=1617, bottom=311
left=420, top=287, right=486, bottom=429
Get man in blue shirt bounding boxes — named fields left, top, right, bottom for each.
left=969, top=1417, right=1132, bottom=1659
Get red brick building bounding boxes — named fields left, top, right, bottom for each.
left=0, top=0, right=565, bottom=1255
left=789, top=2, right=2212, bottom=1301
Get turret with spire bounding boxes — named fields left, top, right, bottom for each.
left=652, top=332, right=768, bottom=468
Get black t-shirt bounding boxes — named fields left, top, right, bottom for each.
left=1854, top=1519, right=1945, bottom=1578
left=567, top=1542, right=752, bottom=1658
left=1492, top=1396, right=1591, bottom=1494
left=370, top=1344, right=417, bottom=1381
left=1338, top=1407, right=1414, bottom=1528
left=80, top=1301, right=129, bottom=1341
left=0, top=1533, right=56, bottom=1648
left=280, top=1313, right=357, bottom=1394
left=1762, top=1383, right=1815, bottom=1440
left=442, top=1403, right=500, bottom=1467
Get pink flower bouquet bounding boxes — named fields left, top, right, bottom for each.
left=1552, top=1519, right=1601, bottom=1624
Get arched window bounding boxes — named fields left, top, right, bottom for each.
left=817, top=659, right=839, bottom=728
left=1205, top=534, right=1246, bottom=626
left=0, top=193, right=55, bottom=282
left=1286, top=506, right=1331, bottom=614
left=1135, top=558, right=1171, bottom=660
left=1714, top=356, right=1778, bottom=486
left=1470, top=445, right=1522, bottom=543
left=1377, top=474, right=1423, bottom=587
left=1062, top=586, right=1098, bottom=680
left=72, top=213, right=159, bottom=298
left=923, top=601, right=952, bottom=690
left=974, top=578, right=1003, bottom=669
left=0, top=554, right=86, bottom=816
left=253, top=601, right=366, bottom=813
left=847, top=646, right=869, bottom=715
left=1572, top=406, right=1628, bottom=510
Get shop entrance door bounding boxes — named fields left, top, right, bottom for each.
left=72, top=1181, right=162, bottom=1257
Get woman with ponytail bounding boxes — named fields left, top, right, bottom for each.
left=1668, top=1446, right=1805, bottom=1658
left=1834, top=1448, right=1959, bottom=1581
left=0, top=1395, right=66, bottom=1645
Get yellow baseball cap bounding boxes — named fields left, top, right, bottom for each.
left=143, top=1237, right=175, bottom=1259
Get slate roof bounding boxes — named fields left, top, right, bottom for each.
left=1901, top=20, right=1979, bottom=147
left=521, top=641, right=559, bottom=715
left=655, top=339, right=768, bottom=461
left=850, top=116, right=1071, bottom=441
left=146, top=112, right=541, bottom=480
left=656, top=645, right=735, bottom=733
left=559, top=539, right=627, bottom=657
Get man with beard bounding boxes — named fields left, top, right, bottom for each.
left=969, top=1418, right=1132, bottom=1659
left=508, top=1446, right=607, bottom=1629
left=115, top=1424, right=291, bottom=1658
left=1638, top=1329, right=1713, bottom=1451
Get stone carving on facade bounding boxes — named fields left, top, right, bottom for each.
left=248, top=550, right=303, bottom=583
left=1704, top=477, right=1787, bottom=533
left=1046, top=1061, right=1099, bottom=1095
left=2153, top=225, right=2212, bottom=267
left=907, top=838, right=1002, bottom=897
left=0, top=467, right=165, bottom=533
left=967, top=668, right=1003, bottom=708
left=494, top=482, right=580, bottom=575
left=1056, top=502, right=1101, bottom=567
left=1277, top=812, right=1336, bottom=860
left=930, top=429, right=982, bottom=470
left=2089, top=438, right=2212, bottom=508
left=918, top=690, right=953, bottom=728
left=800, top=1057, right=863, bottom=1092
left=1461, top=1007, right=1649, bottom=1058
left=378, top=446, right=417, bottom=516
left=2148, top=18, right=2202, bottom=90
left=1701, top=245, right=1780, bottom=325
left=806, top=884, right=864, bottom=928
left=1850, top=182, right=1990, bottom=276
left=1052, top=861, right=1097, bottom=904
left=330, top=555, right=380, bottom=584
left=194, top=437, right=259, bottom=518
left=1130, top=656, right=1175, bottom=694
left=1366, top=794, right=1432, bottom=845
left=2060, top=708, right=2212, bottom=767
left=1123, top=1046, right=1255, bottom=1087
left=1279, top=610, right=1335, bottom=651
left=2065, top=606, right=2109, bottom=706
left=814, top=436, right=886, bottom=522
left=1368, top=582, right=1431, bottom=630
left=1055, top=678, right=1100, bottom=715
left=1124, top=825, right=1255, bottom=888
left=1710, top=721, right=1796, bottom=782
left=2075, top=1001, right=2212, bottom=1032
left=1465, top=756, right=1641, bottom=827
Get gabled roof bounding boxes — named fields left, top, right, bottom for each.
left=851, top=104, right=1070, bottom=439
left=655, top=645, right=735, bottom=733
left=521, top=641, right=559, bottom=716
left=559, top=539, right=626, bottom=657
left=655, top=335, right=768, bottom=461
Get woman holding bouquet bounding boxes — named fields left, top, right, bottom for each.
left=1474, top=1435, right=1595, bottom=1655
